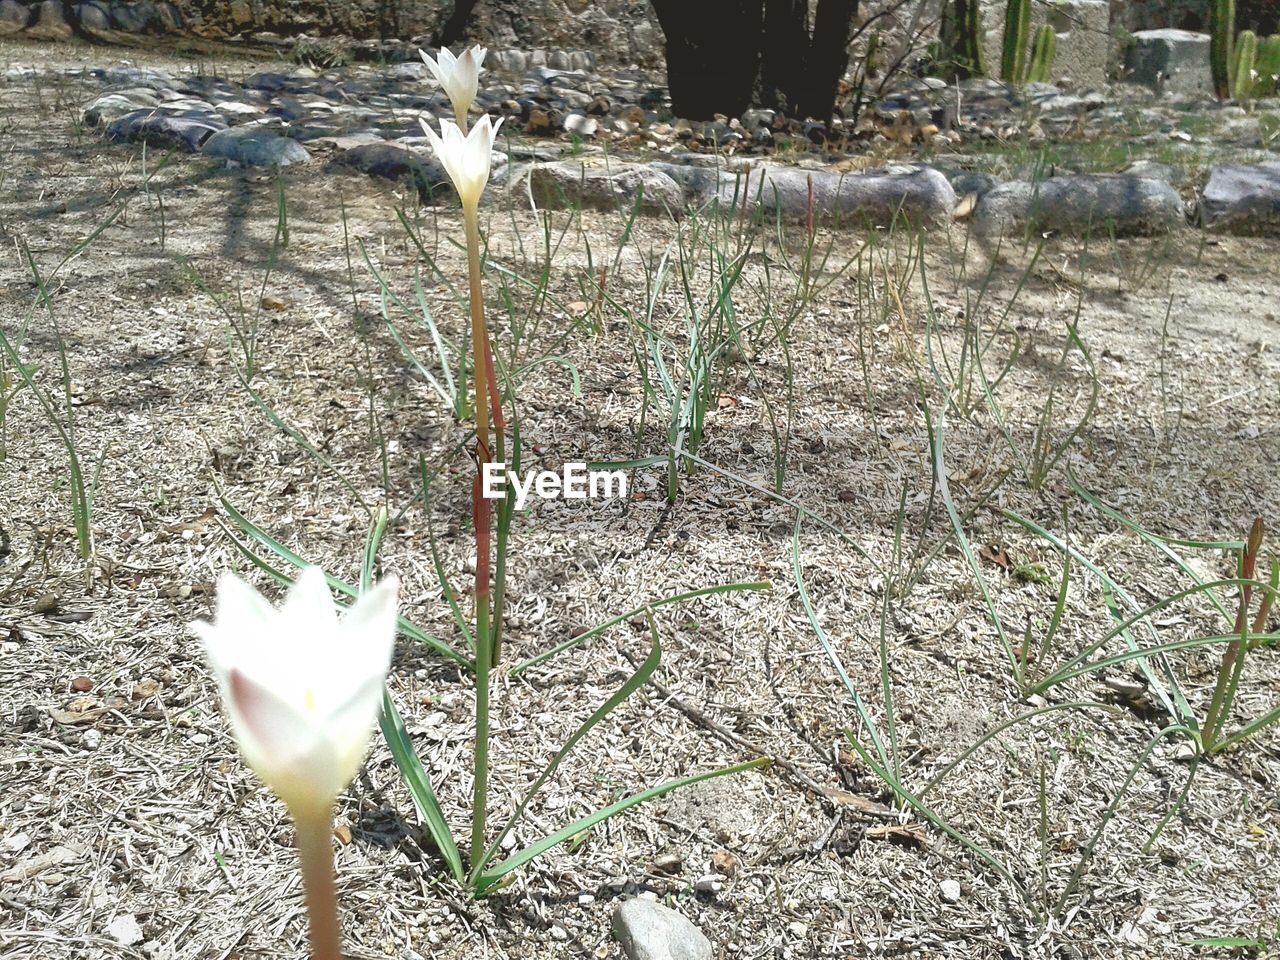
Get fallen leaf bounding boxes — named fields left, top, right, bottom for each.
left=710, top=848, right=738, bottom=877
left=865, top=823, right=928, bottom=848
left=648, top=852, right=682, bottom=875
left=0, top=843, right=86, bottom=883
left=979, top=543, right=1010, bottom=569
left=131, top=679, right=162, bottom=701
left=821, top=787, right=893, bottom=816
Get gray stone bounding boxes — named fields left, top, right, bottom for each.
left=563, top=113, right=598, bottom=137
left=155, top=0, right=179, bottom=30
left=74, top=1, right=112, bottom=32
left=1201, top=161, right=1280, bottom=235
left=528, top=159, right=684, bottom=216
left=947, top=170, right=1000, bottom=199
left=702, top=163, right=957, bottom=227
left=27, top=0, right=73, bottom=40
left=332, top=142, right=451, bottom=202
left=1218, top=116, right=1265, bottom=146
left=0, top=0, right=31, bottom=34
left=109, top=1, right=156, bottom=32
left=83, top=92, right=157, bottom=125
left=1124, top=160, right=1182, bottom=186
left=612, top=899, right=712, bottom=960
left=202, top=125, right=310, bottom=167
left=1125, top=30, right=1213, bottom=96
left=975, top=174, right=1186, bottom=236
left=106, top=110, right=228, bottom=152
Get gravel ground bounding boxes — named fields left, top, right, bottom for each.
left=2, top=38, right=1280, bottom=960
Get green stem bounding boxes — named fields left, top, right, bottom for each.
left=292, top=806, right=343, bottom=960
left=471, top=584, right=491, bottom=869
left=463, top=198, right=492, bottom=872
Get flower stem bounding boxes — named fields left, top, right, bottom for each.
left=293, top=807, right=343, bottom=960
left=463, top=198, right=492, bottom=873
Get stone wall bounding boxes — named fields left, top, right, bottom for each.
left=1117, top=0, right=1278, bottom=34
left=0, top=0, right=666, bottom=64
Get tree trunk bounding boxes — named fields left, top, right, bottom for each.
left=650, top=0, right=766, bottom=118
left=435, top=0, right=482, bottom=47
left=793, top=0, right=859, bottom=119
left=758, top=0, right=810, bottom=112
left=756, top=0, right=859, bottom=119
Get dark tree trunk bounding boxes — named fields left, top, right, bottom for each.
left=436, top=0, right=483, bottom=47
left=758, top=0, right=810, bottom=111
left=650, top=0, right=766, bottom=119
left=792, top=0, right=859, bottom=119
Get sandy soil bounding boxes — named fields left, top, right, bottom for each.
left=2, top=38, right=1280, bottom=960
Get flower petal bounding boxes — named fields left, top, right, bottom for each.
left=339, top=575, right=400, bottom=682
left=278, top=566, right=341, bottom=657
left=196, top=573, right=275, bottom=676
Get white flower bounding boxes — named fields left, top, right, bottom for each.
left=419, top=114, right=505, bottom=209
left=193, top=567, right=399, bottom=817
left=421, top=44, right=488, bottom=126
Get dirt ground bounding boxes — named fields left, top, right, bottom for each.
left=2, top=38, right=1280, bottom=960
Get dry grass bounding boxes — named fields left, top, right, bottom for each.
left=2, top=38, right=1280, bottom=960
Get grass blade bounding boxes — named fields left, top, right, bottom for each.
left=471, top=757, right=769, bottom=896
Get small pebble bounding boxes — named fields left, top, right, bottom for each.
left=940, top=878, right=962, bottom=903
left=693, top=873, right=724, bottom=894
left=71, top=676, right=94, bottom=693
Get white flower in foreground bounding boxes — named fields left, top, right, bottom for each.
left=421, top=44, right=488, bottom=125
left=193, top=567, right=399, bottom=817
left=419, top=114, right=505, bottom=209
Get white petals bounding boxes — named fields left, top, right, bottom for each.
left=419, top=114, right=504, bottom=208
left=421, top=44, right=487, bottom=124
left=193, top=568, right=399, bottom=814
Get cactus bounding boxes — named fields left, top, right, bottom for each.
left=1001, top=0, right=1032, bottom=82
left=942, top=0, right=988, bottom=80
left=1255, top=34, right=1280, bottom=97
left=1233, top=30, right=1259, bottom=99
left=1210, top=0, right=1235, bottom=100
left=1026, top=24, right=1057, bottom=84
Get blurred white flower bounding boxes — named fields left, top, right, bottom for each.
left=193, top=567, right=399, bottom=817
left=419, top=114, right=505, bottom=209
left=421, top=44, right=488, bottom=126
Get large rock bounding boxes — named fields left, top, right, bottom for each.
left=975, top=174, right=1186, bottom=236
left=527, top=159, right=684, bottom=216
left=0, top=0, right=31, bottom=33
left=202, top=125, right=310, bottom=167
left=1125, top=30, right=1213, bottom=96
left=74, top=1, right=112, bottom=33
left=976, top=175, right=1186, bottom=236
left=332, top=142, right=451, bottom=202
left=109, top=1, right=157, bottom=32
left=106, top=110, right=227, bottom=152
left=26, top=0, right=73, bottom=39
left=687, top=163, right=956, bottom=227
left=83, top=92, right=159, bottom=125
left=1200, top=162, right=1280, bottom=235
left=612, top=899, right=712, bottom=960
